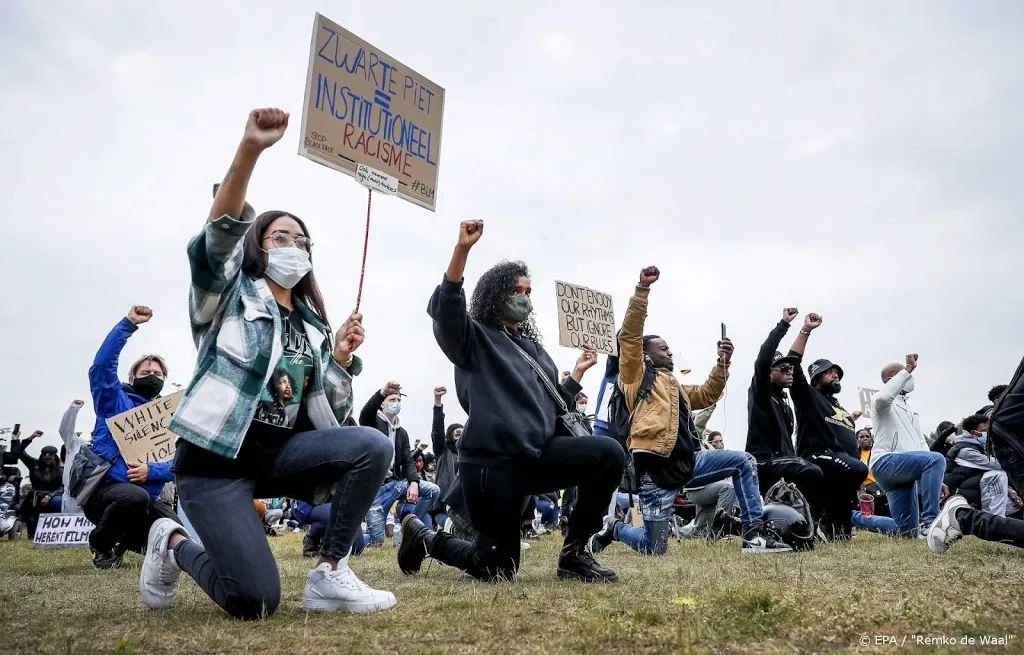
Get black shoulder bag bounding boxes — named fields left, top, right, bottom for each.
left=505, top=335, right=593, bottom=438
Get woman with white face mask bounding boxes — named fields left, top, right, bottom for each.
left=137, top=107, right=397, bottom=620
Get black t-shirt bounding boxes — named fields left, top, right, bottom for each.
left=634, top=392, right=700, bottom=490
left=174, top=304, right=315, bottom=479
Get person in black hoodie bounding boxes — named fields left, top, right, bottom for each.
left=429, top=386, right=462, bottom=529
left=16, top=434, right=65, bottom=537
left=788, top=313, right=867, bottom=541
left=399, top=219, right=624, bottom=584
left=745, top=308, right=825, bottom=518
left=360, top=382, right=441, bottom=545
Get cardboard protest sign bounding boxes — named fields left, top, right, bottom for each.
left=555, top=281, right=617, bottom=356
left=858, top=387, right=878, bottom=419
left=299, top=13, right=445, bottom=211
left=33, top=513, right=94, bottom=548
left=105, top=390, right=185, bottom=465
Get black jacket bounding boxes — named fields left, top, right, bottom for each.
left=790, top=351, right=858, bottom=458
left=19, top=446, right=63, bottom=494
left=428, top=277, right=582, bottom=469
left=746, top=321, right=797, bottom=463
left=359, top=391, right=420, bottom=484
left=430, top=405, right=461, bottom=513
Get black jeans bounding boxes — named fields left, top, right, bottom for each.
left=430, top=435, right=625, bottom=582
left=959, top=507, right=1024, bottom=548
left=807, top=451, right=868, bottom=536
left=758, top=457, right=825, bottom=519
left=174, top=427, right=392, bottom=620
left=82, top=482, right=177, bottom=553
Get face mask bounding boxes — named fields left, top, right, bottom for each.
left=264, top=247, right=312, bottom=289
left=903, top=375, right=915, bottom=394
left=132, top=375, right=164, bottom=400
left=385, top=402, right=401, bottom=418
left=978, top=431, right=988, bottom=445
left=501, top=295, right=533, bottom=324
left=577, top=403, right=588, bottom=414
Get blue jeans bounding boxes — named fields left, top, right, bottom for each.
left=870, top=451, right=946, bottom=536
left=616, top=450, right=763, bottom=554
left=535, top=498, right=559, bottom=526
left=366, top=479, right=440, bottom=546
left=852, top=510, right=898, bottom=535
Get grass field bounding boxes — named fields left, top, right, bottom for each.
left=1, top=528, right=1022, bottom=654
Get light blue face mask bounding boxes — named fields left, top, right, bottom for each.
left=978, top=431, right=988, bottom=445
left=385, top=402, right=401, bottom=418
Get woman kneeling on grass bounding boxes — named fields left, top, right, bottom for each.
left=397, top=219, right=626, bottom=583
left=138, top=107, right=396, bottom=619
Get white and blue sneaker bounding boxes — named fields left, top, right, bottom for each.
left=140, top=518, right=188, bottom=609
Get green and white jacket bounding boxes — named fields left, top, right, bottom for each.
left=169, top=207, right=360, bottom=460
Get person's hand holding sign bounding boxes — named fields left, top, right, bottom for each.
left=127, top=461, right=150, bottom=484
left=333, top=312, right=365, bottom=367
left=569, top=346, right=599, bottom=384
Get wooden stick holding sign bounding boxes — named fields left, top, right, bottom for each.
left=105, top=390, right=185, bottom=465
left=555, top=281, right=617, bottom=355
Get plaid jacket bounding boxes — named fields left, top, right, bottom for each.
left=169, top=206, right=361, bottom=460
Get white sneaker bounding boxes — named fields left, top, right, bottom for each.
left=302, top=563, right=396, bottom=613
left=928, top=495, right=970, bottom=554
left=140, top=518, right=187, bottom=610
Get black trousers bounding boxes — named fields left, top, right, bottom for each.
left=806, top=451, right=868, bottom=536
left=758, top=457, right=826, bottom=519
left=960, top=507, right=1024, bottom=548
left=431, top=435, right=625, bottom=582
left=82, top=482, right=177, bottom=554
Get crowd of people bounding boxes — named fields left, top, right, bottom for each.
left=4, top=107, right=1024, bottom=622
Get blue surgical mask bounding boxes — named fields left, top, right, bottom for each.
left=385, top=402, right=401, bottom=418
left=979, top=431, right=988, bottom=445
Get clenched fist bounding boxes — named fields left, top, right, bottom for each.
left=638, top=266, right=660, bottom=288
left=127, top=305, right=153, bottom=325
left=782, top=308, right=799, bottom=324
left=243, top=108, right=289, bottom=151
left=457, top=220, right=484, bottom=249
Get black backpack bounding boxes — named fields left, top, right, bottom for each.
left=606, top=363, right=657, bottom=494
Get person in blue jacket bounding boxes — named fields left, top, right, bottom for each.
left=84, top=305, right=178, bottom=569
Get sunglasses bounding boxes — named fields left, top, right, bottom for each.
left=772, top=364, right=795, bottom=374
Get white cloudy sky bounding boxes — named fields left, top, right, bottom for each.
left=2, top=1, right=1022, bottom=468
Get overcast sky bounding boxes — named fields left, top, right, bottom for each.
left=2, top=1, right=1022, bottom=470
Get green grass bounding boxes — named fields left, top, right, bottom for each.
left=1, top=530, right=1023, bottom=654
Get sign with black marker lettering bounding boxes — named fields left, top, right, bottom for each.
left=555, top=281, right=617, bottom=356
left=298, top=13, right=445, bottom=211
left=32, top=513, right=95, bottom=548
left=105, top=391, right=185, bottom=465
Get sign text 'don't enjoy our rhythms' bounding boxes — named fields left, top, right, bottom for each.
left=555, top=281, right=617, bottom=356
left=105, top=390, right=185, bottom=465
left=299, top=13, right=445, bottom=211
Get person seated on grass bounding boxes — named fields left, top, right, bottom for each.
left=590, top=266, right=791, bottom=557
left=138, top=108, right=396, bottom=619
left=360, top=380, right=441, bottom=546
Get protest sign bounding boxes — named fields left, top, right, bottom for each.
left=858, top=387, right=879, bottom=419
left=105, top=390, right=184, bottom=465
left=299, top=13, right=445, bottom=211
left=555, top=281, right=617, bottom=355
left=32, top=513, right=94, bottom=548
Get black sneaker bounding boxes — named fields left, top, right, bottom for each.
left=397, top=515, right=436, bottom=575
left=302, top=532, right=321, bottom=558
left=588, top=515, right=620, bottom=554
left=558, top=514, right=570, bottom=537
left=711, top=509, right=742, bottom=539
left=557, top=540, right=618, bottom=583
left=91, top=548, right=123, bottom=570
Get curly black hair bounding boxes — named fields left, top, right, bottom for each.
left=469, top=260, right=542, bottom=343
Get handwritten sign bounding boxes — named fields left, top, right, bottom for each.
left=105, top=391, right=185, bottom=465
left=299, top=13, right=445, bottom=211
left=355, top=164, right=398, bottom=195
left=859, top=387, right=878, bottom=419
left=555, top=281, right=617, bottom=356
left=33, top=513, right=94, bottom=548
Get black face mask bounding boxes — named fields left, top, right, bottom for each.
left=132, top=375, right=164, bottom=400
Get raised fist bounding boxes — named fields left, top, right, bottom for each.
left=243, top=108, right=289, bottom=150
left=382, top=381, right=402, bottom=396
left=803, top=313, right=822, bottom=331
left=905, top=353, right=919, bottom=373
left=458, top=220, right=484, bottom=249
left=127, top=305, right=153, bottom=325
left=782, top=308, right=799, bottom=324
left=638, top=266, right=660, bottom=288
left=434, top=386, right=446, bottom=406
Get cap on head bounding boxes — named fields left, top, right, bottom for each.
left=771, top=352, right=799, bottom=369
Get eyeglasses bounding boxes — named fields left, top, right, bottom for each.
left=263, top=232, right=313, bottom=252
left=772, top=365, right=795, bottom=374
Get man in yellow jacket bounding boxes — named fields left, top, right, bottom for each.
left=590, top=266, right=791, bottom=555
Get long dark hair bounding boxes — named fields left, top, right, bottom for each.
left=241, top=210, right=331, bottom=331
left=469, top=260, right=541, bottom=344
